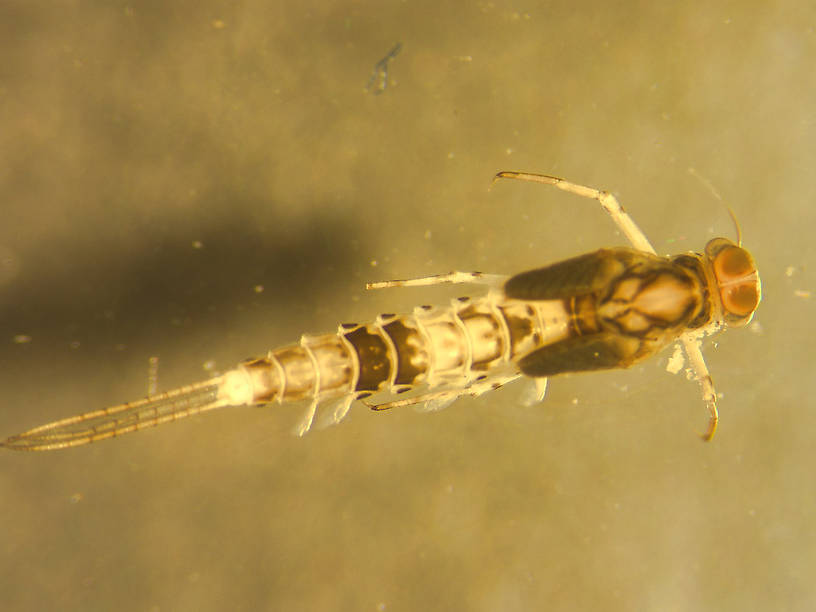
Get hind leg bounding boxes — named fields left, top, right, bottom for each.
left=367, top=271, right=508, bottom=290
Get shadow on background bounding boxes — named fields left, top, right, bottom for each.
left=1, top=200, right=358, bottom=351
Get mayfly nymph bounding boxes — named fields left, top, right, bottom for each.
left=2, top=172, right=760, bottom=450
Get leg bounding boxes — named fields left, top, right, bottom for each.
left=367, top=271, right=508, bottom=290
left=679, top=332, right=719, bottom=441
left=492, top=171, right=657, bottom=255
left=365, top=372, right=522, bottom=411
left=365, top=388, right=472, bottom=411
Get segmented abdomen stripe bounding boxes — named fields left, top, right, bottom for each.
left=239, top=294, right=571, bottom=406
left=380, top=318, right=428, bottom=386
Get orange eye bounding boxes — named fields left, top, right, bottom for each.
left=721, top=283, right=760, bottom=318
left=713, top=245, right=753, bottom=280
left=705, top=239, right=761, bottom=326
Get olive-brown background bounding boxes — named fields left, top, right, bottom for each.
left=1, top=1, right=813, bottom=610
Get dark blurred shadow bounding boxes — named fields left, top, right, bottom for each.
left=0, top=197, right=359, bottom=355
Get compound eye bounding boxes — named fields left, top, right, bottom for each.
left=713, top=245, right=754, bottom=280
left=721, top=282, right=760, bottom=319
left=708, top=242, right=761, bottom=325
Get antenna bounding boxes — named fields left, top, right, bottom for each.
left=687, top=167, right=742, bottom=245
